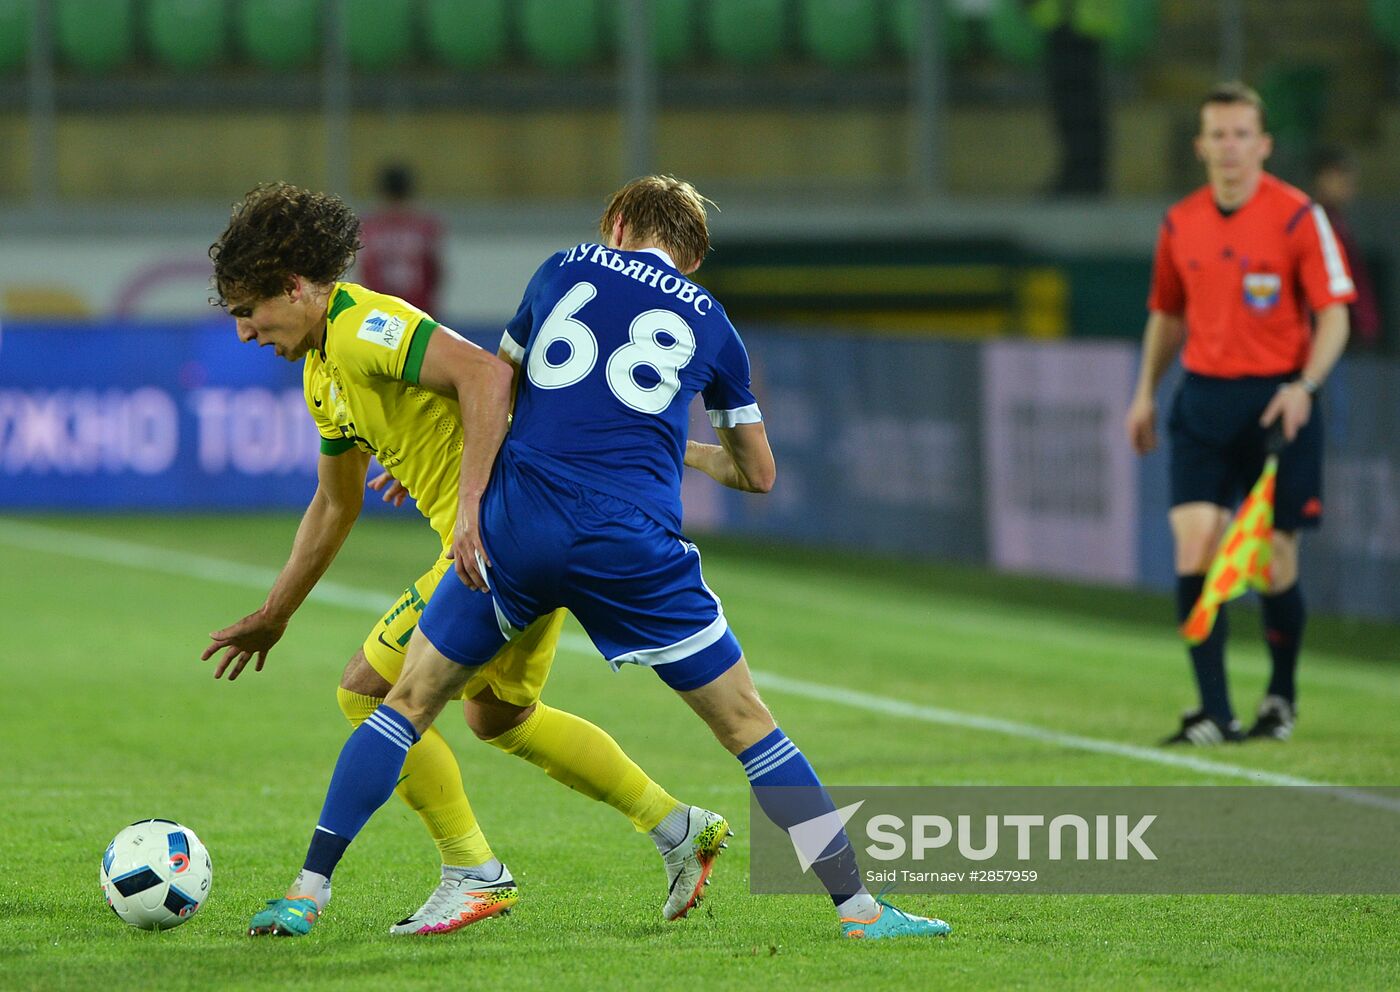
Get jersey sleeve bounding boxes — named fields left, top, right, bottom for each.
left=332, top=307, right=438, bottom=386
left=1293, top=204, right=1357, bottom=310
left=500, top=251, right=566, bottom=363
left=1146, top=216, right=1186, bottom=315
left=702, top=323, right=762, bottom=429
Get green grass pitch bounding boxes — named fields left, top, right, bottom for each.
left=2, top=513, right=1398, bottom=990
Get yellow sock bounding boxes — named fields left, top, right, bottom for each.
left=487, top=702, right=679, bottom=832
left=336, top=688, right=494, bottom=867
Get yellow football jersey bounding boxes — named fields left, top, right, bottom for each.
left=304, top=281, right=461, bottom=547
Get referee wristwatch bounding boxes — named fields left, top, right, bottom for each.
left=1296, top=375, right=1321, bottom=395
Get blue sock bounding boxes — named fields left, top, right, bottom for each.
left=1176, top=574, right=1233, bottom=723
left=1261, top=583, right=1305, bottom=704
left=738, top=728, right=866, bottom=908
left=303, top=705, right=420, bottom=879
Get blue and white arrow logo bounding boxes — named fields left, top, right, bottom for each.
left=789, top=801, right=866, bottom=872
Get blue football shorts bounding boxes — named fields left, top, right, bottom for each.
left=419, top=452, right=742, bottom=692
left=1167, top=372, right=1324, bottom=531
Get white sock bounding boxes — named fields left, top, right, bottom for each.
left=649, top=803, right=692, bottom=854
left=443, top=858, right=505, bottom=884
left=288, top=868, right=332, bottom=912
left=835, top=891, right=878, bottom=921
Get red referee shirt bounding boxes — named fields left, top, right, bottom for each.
left=1148, top=172, right=1356, bottom=378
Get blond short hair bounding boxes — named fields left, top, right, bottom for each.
left=599, top=175, right=714, bottom=272
left=1200, top=81, right=1267, bottom=132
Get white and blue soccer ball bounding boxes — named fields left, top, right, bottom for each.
left=100, top=819, right=213, bottom=930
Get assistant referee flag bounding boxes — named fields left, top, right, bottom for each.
left=1181, top=456, right=1278, bottom=645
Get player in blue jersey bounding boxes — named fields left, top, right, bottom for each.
left=251, top=176, right=950, bottom=941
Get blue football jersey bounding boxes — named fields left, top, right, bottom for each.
left=498, top=243, right=760, bottom=533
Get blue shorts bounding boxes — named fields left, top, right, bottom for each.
left=1168, top=372, right=1324, bottom=531
left=419, top=452, right=742, bottom=692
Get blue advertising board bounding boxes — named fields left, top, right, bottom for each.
left=0, top=319, right=499, bottom=511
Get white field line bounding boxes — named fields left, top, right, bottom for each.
left=5, top=517, right=1398, bottom=813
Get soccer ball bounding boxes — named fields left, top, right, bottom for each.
left=100, top=819, right=213, bottom=930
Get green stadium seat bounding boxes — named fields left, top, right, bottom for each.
left=649, top=0, right=692, bottom=66
left=707, top=0, right=785, bottom=65
left=145, top=0, right=225, bottom=73
left=987, top=0, right=1043, bottom=65
left=1370, top=0, right=1400, bottom=50
left=237, top=0, right=319, bottom=70
left=56, top=0, right=134, bottom=73
left=602, top=0, right=693, bottom=66
left=0, top=0, right=30, bottom=74
left=891, top=0, right=971, bottom=60
left=1105, top=0, right=1157, bottom=64
left=425, top=0, right=508, bottom=69
left=798, top=0, right=878, bottom=67
left=345, top=0, right=412, bottom=70
left=520, top=0, right=606, bottom=69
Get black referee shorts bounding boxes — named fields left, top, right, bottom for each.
left=1167, top=372, right=1324, bottom=531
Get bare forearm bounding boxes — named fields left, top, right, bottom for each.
left=1133, top=312, right=1186, bottom=399
left=685, top=440, right=770, bottom=492
left=263, top=491, right=360, bottom=621
left=1302, top=305, right=1349, bottom=386
left=454, top=363, right=513, bottom=511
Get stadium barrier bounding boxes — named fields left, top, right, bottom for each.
left=2, top=319, right=1396, bottom=622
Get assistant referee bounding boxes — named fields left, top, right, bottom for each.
left=1125, top=82, right=1355, bottom=745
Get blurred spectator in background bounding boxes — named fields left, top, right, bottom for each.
left=1031, top=0, right=1111, bottom=195
left=359, top=164, right=444, bottom=316
left=1311, top=148, right=1381, bottom=352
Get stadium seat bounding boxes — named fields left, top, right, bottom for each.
left=1370, top=0, right=1400, bottom=51
left=987, top=0, right=1043, bottom=65
left=145, top=0, right=225, bottom=73
left=890, top=0, right=971, bottom=60
left=649, top=0, right=692, bottom=66
left=706, top=0, right=785, bottom=65
left=520, top=0, right=606, bottom=69
left=424, top=0, right=508, bottom=69
left=798, top=0, right=879, bottom=67
left=55, top=0, right=134, bottom=73
left=0, top=0, right=29, bottom=74
left=1105, top=0, right=1157, bottom=64
left=345, top=0, right=412, bottom=70
left=236, top=0, right=319, bottom=71
left=602, top=0, right=693, bottom=66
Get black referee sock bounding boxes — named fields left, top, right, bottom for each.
left=1176, top=574, right=1234, bottom=724
left=1261, top=584, right=1306, bottom=705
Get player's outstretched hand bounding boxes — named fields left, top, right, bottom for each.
left=1259, top=383, right=1311, bottom=443
left=1125, top=395, right=1157, bottom=455
left=201, top=609, right=289, bottom=681
left=367, top=469, right=411, bottom=507
left=451, top=502, right=490, bottom=592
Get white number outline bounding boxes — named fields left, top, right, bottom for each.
left=525, top=282, right=697, bottom=414
left=526, top=281, right=599, bottom=390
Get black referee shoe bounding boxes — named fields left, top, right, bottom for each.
left=1246, top=695, right=1296, bottom=741
left=1161, top=709, right=1245, bottom=746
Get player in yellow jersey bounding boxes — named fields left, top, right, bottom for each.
left=202, top=183, right=723, bottom=935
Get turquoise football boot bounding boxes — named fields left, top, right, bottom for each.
left=840, top=898, right=951, bottom=940
left=248, top=896, right=320, bottom=936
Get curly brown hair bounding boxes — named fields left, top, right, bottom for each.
left=209, top=182, right=363, bottom=306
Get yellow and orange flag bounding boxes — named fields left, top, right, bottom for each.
left=1181, top=457, right=1277, bottom=645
